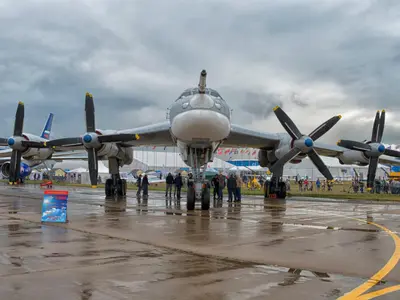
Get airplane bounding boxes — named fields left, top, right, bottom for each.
left=337, top=110, right=400, bottom=190
left=0, top=104, right=84, bottom=183
left=4, top=70, right=400, bottom=211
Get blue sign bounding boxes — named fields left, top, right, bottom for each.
left=41, top=190, right=68, bottom=223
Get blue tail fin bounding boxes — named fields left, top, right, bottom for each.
left=40, top=113, right=54, bottom=140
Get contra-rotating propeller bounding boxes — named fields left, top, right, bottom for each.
left=0, top=102, right=47, bottom=184
left=337, top=110, right=399, bottom=190
left=46, top=93, right=139, bottom=187
left=269, top=106, right=342, bottom=180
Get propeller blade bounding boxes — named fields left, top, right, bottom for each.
left=85, top=93, right=95, bottom=132
left=367, top=157, right=379, bottom=189
left=269, top=148, right=301, bottom=174
left=307, top=149, right=333, bottom=180
left=0, top=138, right=8, bottom=146
left=273, top=106, right=302, bottom=140
left=9, top=149, right=21, bottom=183
left=371, top=110, right=380, bottom=143
left=21, top=141, right=48, bottom=148
left=376, top=110, right=385, bottom=143
left=46, top=137, right=83, bottom=147
left=337, top=140, right=371, bottom=151
left=13, top=102, right=24, bottom=136
left=308, top=115, right=342, bottom=141
left=87, top=148, right=98, bottom=187
left=98, top=133, right=140, bottom=143
left=383, top=148, right=400, bottom=158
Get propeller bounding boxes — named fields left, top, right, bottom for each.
left=270, top=106, right=342, bottom=181
left=46, top=93, right=139, bottom=187
left=337, top=110, right=398, bottom=190
left=0, top=102, right=48, bottom=184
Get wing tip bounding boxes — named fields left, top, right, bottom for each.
left=382, top=109, right=385, bottom=113
left=85, top=92, right=93, bottom=98
left=338, top=115, right=342, bottom=119
left=273, top=106, right=280, bottom=111
left=18, top=101, right=24, bottom=105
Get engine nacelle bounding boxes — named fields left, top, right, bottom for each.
left=94, top=129, right=133, bottom=165
left=1, top=162, right=31, bottom=179
left=338, top=150, right=369, bottom=165
left=20, top=133, right=53, bottom=160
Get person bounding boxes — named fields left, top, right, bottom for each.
left=142, top=174, right=149, bottom=196
left=227, top=174, right=237, bottom=202
left=136, top=174, right=142, bottom=196
left=316, top=178, right=321, bottom=191
left=165, top=172, right=174, bottom=197
left=175, top=173, right=183, bottom=199
left=235, top=175, right=243, bottom=202
left=211, top=174, right=219, bottom=200
left=218, top=172, right=226, bottom=200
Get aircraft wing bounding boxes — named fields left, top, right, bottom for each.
left=313, top=142, right=344, bottom=157
left=50, top=121, right=175, bottom=151
left=222, top=124, right=281, bottom=149
left=117, top=121, right=175, bottom=147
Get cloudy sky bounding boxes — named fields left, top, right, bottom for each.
left=1, top=0, right=400, bottom=146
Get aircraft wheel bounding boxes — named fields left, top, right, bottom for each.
left=122, top=179, right=127, bottom=195
left=264, top=181, right=270, bottom=198
left=187, top=186, right=195, bottom=211
left=117, top=179, right=126, bottom=197
left=277, top=182, right=287, bottom=199
left=105, top=179, right=113, bottom=197
left=201, top=187, right=210, bottom=211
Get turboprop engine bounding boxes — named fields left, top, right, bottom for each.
left=1, top=161, right=31, bottom=179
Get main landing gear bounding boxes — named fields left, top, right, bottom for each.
left=105, top=158, right=127, bottom=197
left=264, top=171, right=287, bottom=199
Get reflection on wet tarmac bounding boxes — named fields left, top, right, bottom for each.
left=0, top=186, right=399, bottom=299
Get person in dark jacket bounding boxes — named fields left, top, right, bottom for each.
left=174, top=173, right=183, bottom=199
left=142, top=175, right=149, bottom=196
left=136, top=174, right=142, bottom=196
left=211, top=175, right=219, bottom=200
left=165, top=173, right=174, bottom=197
left=227, top=174, right=237, bottom=202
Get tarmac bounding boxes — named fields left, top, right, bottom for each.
left=0, top=185, right=399, bottom=299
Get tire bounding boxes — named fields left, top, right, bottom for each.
left=105, top=179, right=113, bottom=197
left=277, top=182, right=287, bottom=199
left=187, top=186, right=195, bottom=211
left=122, top=179, right=127, bottom=196
left=117, top=179, right=126, bottom=197
left=264, top=181, right=270, bottom=198
left=201, top=187, right=210, bottom=210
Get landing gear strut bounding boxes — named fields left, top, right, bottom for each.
left=105, top=158, right=127, bottom=197
left=186, top=147, right=211, bottom=211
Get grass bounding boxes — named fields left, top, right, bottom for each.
left=2, top=179, right=400, bottom=201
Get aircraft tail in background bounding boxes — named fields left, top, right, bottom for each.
left=40, top=113, right=54, bottom=140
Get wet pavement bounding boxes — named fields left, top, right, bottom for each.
left=0, top=185, right=399, bottom=299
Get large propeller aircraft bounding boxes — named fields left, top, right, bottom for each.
left=1, top=70, right=399, bottom=210
left=0, top=103, right=84, bottom=183
left=337, top=110, right=400, bottom=190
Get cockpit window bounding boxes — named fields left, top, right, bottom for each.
left=175, top=88, right=224, bottom=101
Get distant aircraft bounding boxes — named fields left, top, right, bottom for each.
left=3, top=70, right=400, bottom=210
left=0, top=106, right=82, bottom=182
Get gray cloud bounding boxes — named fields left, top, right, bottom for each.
left=0, top=0, right=400, bottom=146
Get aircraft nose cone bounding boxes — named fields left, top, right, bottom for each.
left=304, top=138, right=313, bottom=147
left=7, top=138, right=15, bottom=146
left=378, top=144, right=385, bottom=153
left=83, top=134, right=92, bottom=143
